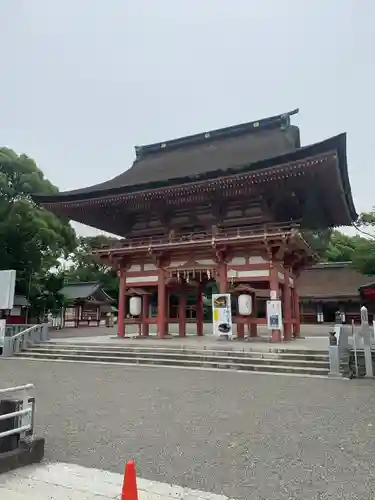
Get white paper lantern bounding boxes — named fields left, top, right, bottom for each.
left=238, top=294, right=252, bottom=316
left=129, top=296, right=142, bottom=316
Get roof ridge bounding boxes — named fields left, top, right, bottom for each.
left=63, top=281, right=100, bottom=287
left=135, top=109, right=299, bottom=159
left=310, top=261, right=352, bottom=269
left=35, top=132, right=345, bottom=203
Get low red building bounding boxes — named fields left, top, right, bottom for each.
left=359, top=281, right=375, bottom=308
left=298, top=262, right=374, bottom=324
left=60, top=282, right=113, bottom=328
left=5, top=295, right=30, bottom=325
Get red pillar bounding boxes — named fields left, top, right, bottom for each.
left=237, top=322, right=245, bottom=339
left=236, top=292, right=245, bottom=339
left=293, top=287, right=301, bottom=338
left=269, top=263, right=282, bottom=342
left=283, top=268, right=292, bottom=341
left=178, top=292, right=187, bottom=337
left=249, top=293, right=258, bottom=337
left=117, top=267, right=126, bottom=338
left=142, top=294, right=149, bottom=336
left=196, top=285, right=204, bottom=336
left=157, top=267, right=167, bottom=338
left=166, top=291, right=170, bottom=335
left=75, top=306, right=80, bottom=328
left=218, top=258, right=227, bottom=294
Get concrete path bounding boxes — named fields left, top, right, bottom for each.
left=50, top=323, right=333, bottom=340
left=2, top=359, right=375, bottom=499
left=50, top=332, right=329, bottom=352
left=0, top=462, right=234, bottom=499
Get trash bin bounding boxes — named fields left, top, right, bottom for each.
left=0, top=399, right=22, bottom=453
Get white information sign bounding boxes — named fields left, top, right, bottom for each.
left=0, top=319, right=6, bottom=347
left=270, top=290, right=278, bottom=300
left=212, top=294, right=233, bottom=339
left=0, top=269, right=16, bottom=310
left=266, top=300, right=283, bottom=330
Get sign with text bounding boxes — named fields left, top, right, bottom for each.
left=212, top=294, right=233, bottom=339
left=266, top=300, right=283, bottom=330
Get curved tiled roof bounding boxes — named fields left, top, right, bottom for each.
left=35, top=132, right=358, bottom=225
left=35, top=110, right=301, bottom=201
left=297, top=263, right=374, bottom=299
left=60, top=282, right=113, bottom=302
left=33, top=109, right=358, bottom=231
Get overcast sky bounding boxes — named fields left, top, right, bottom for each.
left=1, top=0, right=374, bottom=236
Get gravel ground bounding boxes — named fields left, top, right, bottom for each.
left=1, top=360, right=375, bottom=500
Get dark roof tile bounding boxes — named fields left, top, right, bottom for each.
left=60, top=282, right=100, bottom=300
left=60, top=282, right=113, bottom=302
left=36, top=110, right=300, bottom=199
left=297, top=263, right=374, bottom=299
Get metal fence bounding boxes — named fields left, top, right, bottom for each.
left=328, top=309, right=375, bottom=379
left=2, top=324, right=48, bottom=357
left=0, top=384, right=35, bottom=439
left=5, top=324, right=33, bottom=337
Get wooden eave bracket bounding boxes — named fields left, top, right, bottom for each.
left=214, top=248, right=229, bottom=263
left=149, top=251, right=170, bottom=268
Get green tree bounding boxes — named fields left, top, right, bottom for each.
left=350, top=209, right=375, bottom=274
left=65, top=235, right=119, bottom=300
left=0, top=148, right=76, bottom=297
left=303, top=229, right=333, bottom=258
left=324, top=231, right=364, bottom=262
left=28, top=271, right=68, bottom=320
left=351, top=239, right=375, bottom=275
left=355, top=208, right=375, bottom=240
left=319, top=210, right=375, bottom=275
left=357, top=208, right=375, bottom=228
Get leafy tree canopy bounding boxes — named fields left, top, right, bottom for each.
left=357, top=209, right=375, bottom=228
left=64, top=235, right=119, bottom=300
left=29, top=271, right=67, bottom=319
left=319, top=210, right=375, bottom=275
left=0, top=148, right=76, bottom=297
left=350, top=209, right=375, bottom=274
left=325, top=231, right=364, bottom=263
left=303, top=229, right=333, bottom=257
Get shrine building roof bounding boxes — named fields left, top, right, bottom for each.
left=359, top=281, right=375, bottom=301
left=60, top=281, right=113, bottom=303
left=34, top=109, right=357, bottom=231
left=36, top=109, right=300, bottom=200
left=297, top=262, right=374, bottom=300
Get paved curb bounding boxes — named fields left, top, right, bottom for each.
left=1, top=356, right=331, bottom=378
left=0, top=462, right=236, bottom=499
left=13, top=340, right=330, bottom=377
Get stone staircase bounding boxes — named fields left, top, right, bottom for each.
left=13, top=342, right=330, bottom=377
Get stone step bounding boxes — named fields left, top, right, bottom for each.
left=46, top=340, right=328, bottom=355
left=25, top=347, right=329, bottom=367
left=14, top=351, right=329, bottom=376
left=35, top=343, right=329, bottom=361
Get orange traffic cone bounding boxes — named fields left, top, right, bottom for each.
left=121, top=460, right=138, bottom=500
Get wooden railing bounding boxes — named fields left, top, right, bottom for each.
left=94, top=222, right=301, bottom=253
